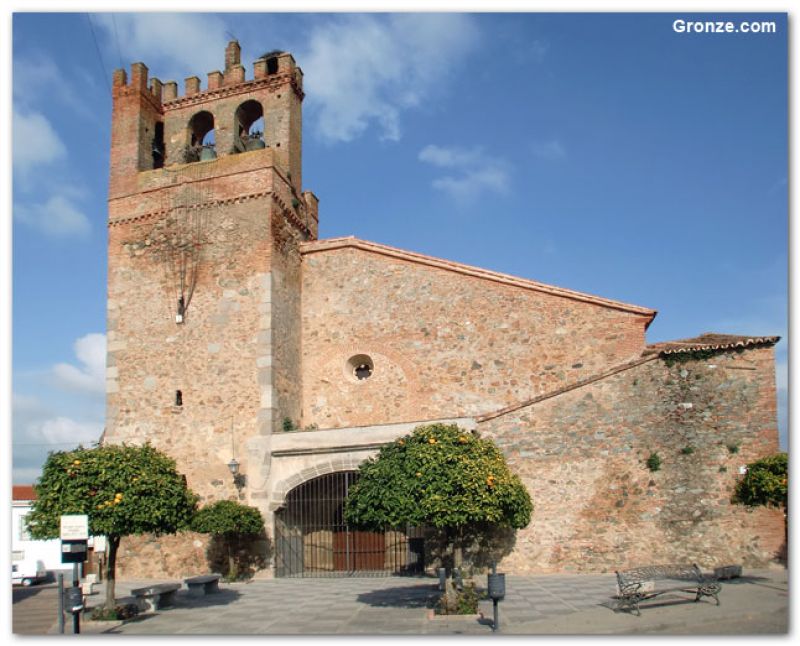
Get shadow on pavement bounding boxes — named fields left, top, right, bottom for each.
left=105, top=588, right=244, bottom=612
left=721, top=575, right=787, bottom=592
left=172, top=589, right=243, bottom=608
left=356, top=584, right=438, bottom=609
left=12, top=583, right=56, bottom=604
left=603, top=594, right=720, bottom=615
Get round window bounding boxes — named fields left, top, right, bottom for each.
left=347, top=354, right=374, bottom=381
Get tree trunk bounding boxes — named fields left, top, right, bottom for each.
left=453, top=526, right=464, bottom=572
left=104, top=536, right=120, bottom=610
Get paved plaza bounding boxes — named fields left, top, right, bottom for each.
left=11, top=567, right=789, bottom=636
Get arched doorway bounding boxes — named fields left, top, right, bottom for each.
left=274, top=471, right=424, bottom=577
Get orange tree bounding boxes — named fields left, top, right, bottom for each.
left=26, top=443, right=198, bottom=611
left=343, top=423, right=532, bottom=572
left=733, top=452, right=788, bottom=509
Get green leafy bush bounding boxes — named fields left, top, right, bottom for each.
left=191, top=500, right=264, bottom=536
left=646, top=452, right=661, bottom=472
left=436, top=581, right=482, bottom=615
left=89, top=603, right=139, bottom=621
left=191, top=501, right=265, bottom=580
left=732, top=453, right=788, bottom=509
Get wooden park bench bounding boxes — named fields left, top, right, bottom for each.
left=184, top=574, right=222, bottom=597
left=131, top=582, right=182, bottom=612
left=613, top=564, right=721, bottom=616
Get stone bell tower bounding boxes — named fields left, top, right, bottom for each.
left=104, top=41, right=318, bottom=511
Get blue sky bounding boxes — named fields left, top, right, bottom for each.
left=8, top=10, right=789, bottom=483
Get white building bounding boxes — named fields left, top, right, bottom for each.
left=12, top=485, right=64, bottom=577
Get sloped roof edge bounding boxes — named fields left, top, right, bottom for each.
left=645, top=333, right=781, bottom=356
left=301, top=236, right=657, bottom=320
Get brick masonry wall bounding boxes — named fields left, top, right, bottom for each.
left=300, top=245, right=650, bottom=429
left=478, top=345, right=784, bottom=573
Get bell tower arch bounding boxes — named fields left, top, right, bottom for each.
left=105, top=42, right=319, bottom=513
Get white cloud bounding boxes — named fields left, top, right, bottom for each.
left=13, top=110, right=67, bottom=176
left=39, top=417, right=103, bottom=447
left=52, top=333, right=106, bottom=394
left=419, top=144, right=511, bottom=203
left=94, top=13, right=230, bottom=84
left=432, top=167, right=511, bottom=203
left=419, top=145, right=483, bottom=168
left=12, top=393, right=103, bottom=483
left=14, top=55, right=95, bottom=119
left=532, top=139, right=567, bottom=160
left=15, top=194, right=91, bottom=238
left=301, top=14, right=480, bottom=142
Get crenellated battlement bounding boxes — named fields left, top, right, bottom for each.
left=110, top=41, right=306, bottom=195
left=112, top=42, right=303, bottom=108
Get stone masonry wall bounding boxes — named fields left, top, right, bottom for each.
left=478, top=345, right=783, bottom=573
left=105, top=192, right=276, bottom=506
left=300, top=243, right=652, bottom=429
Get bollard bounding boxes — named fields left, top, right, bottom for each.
left=57, top=573, right=65, bottom=634
left=454, top=568, right=463, bottom=591
left=438, top=567, right=447, bottom=592
left=487, top=563, right=506, bottom=632
left=71, top=563, right=81, bottom=634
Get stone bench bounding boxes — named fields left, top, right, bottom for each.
left=614, top=564, right=721, bottom=616
left=131, top=582, right=182, bottom=612
left=184, top=574, right=222, bottom=597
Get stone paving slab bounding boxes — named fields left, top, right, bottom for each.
left=22, top=567, right=787, bottom=635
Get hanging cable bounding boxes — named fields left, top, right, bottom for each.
left=85, top=13, right=112, bottom=96
left=111, top=13, right=124, bottom=70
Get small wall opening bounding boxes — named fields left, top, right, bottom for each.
left=267, top=56, right=279, bottom=75
left=152, top=122, right=165, bottom=169
left=346, top=354, right=374, bottom=381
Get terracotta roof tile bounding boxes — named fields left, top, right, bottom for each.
left=645, top=333, right=780, bottom=356
left=13, top=485, right=37, bottom=501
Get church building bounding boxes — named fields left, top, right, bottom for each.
left=104, top=42, right=783, bottom=578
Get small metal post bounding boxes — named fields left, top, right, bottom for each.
left=438, top=567, right=447, bottom=591
left=72, top=563, right=81, bottom=634
left=487, top=561, right=505, bottom=633
left=57, top=573, right=65, bottom=634
left=493, top=560, right=499, bottom=633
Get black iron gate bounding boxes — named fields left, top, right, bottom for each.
left=274, top=471, right=425, bottom=577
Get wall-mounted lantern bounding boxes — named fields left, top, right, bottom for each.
left=228, top=420, right=246, bottom=490
left=227, top=458, right=246, bottom=490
